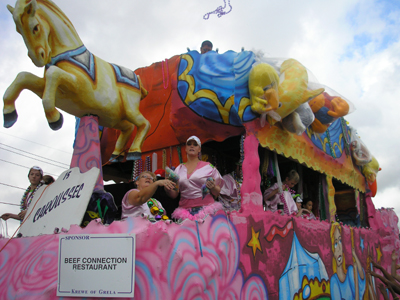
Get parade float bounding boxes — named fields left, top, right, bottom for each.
left=1, top=0, right=399, bottom=299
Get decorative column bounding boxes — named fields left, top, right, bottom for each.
left=70, top=116, right=104, bottom=191
left=326, top=175, right=336, bottom=222
left=240, top=134, right=263, bottom=211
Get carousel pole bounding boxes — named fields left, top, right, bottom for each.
left=70, top=115, right=104, bottom=191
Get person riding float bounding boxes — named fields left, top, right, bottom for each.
left=166, top=136, right=224, bottom=221
left=1, top=166, right=43, bottom=222
left=121, top=171, right=175, bottom=221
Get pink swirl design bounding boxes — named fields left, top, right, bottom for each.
left=166, top=214, right=240, bottom=299
left=70, top=116, right=103, bottom=190
left=241, top=275, right=269, bottom=300
left=0, top=235, right=59, bottom=299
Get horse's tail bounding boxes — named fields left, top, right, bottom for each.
left=137, top=75, right=148, bottom=100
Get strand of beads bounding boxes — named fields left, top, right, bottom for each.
left=132, top=160, right=139, bottom=181
left=138, top=159, right=143, bottom=175
left=340, top=117, right=351, bottom=156
left=177, top=146, right=182, bottom=164
left=325, top=129, right=336, bottom=159
left=239, top=135, right=245, bottom=178
left=20, top=183, right=42, bottom=211
left=233, top=172, right=242, bottom=204
left=162, top=149, right=167, bottom=170
left=145, top=156, right=151, bottom=171
left=280, top=193, right=290, bottom=215
left=147, top=198, right=169, bottom=221
left=282, top=184, right=296, bottom=194
left=169, top=146, right=173, bottom=168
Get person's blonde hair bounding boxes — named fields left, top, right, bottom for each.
left=330, top=223, right=347, bottom=274
left=285, top=170, right=299, bottom=183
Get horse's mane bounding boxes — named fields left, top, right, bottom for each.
left=37, top=0, right=78, bottom=35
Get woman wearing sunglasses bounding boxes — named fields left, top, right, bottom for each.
left=121, top=171, right=176, bottom=221
left=166, top=136, right=224, bottom=221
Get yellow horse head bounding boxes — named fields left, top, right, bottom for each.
left=7, top=0, right=82, bottom=67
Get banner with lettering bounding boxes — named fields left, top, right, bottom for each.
left=19, top=167, right=100, bottom=237
left=57, top=234, right=136, bottom=298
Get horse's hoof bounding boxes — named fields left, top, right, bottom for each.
left=3, top=110, right=18, bottom=128
left=49, top=113, right=63, bottom=131
left=108, top=154, right=121, bottom=163
left=126, top=152, right=142, bottom=161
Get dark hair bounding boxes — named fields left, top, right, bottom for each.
left=42, top=175, right=55, bottom=184
left=302, top=199, right=313, bottom=209
left=201, top=40, right=213, bottom=49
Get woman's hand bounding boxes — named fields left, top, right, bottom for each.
left=206, top=178, right=220, bottom=197
left=157, top=179, right=176, bottom=191
left=1, top=213, right=12, bottom=221
left=18, top=210, right=27, bottom=220
left=206, top=178, right=216, bottom=190
left=1, top=213, right=20, bottom=221
left=296, top=209, right=310, bottom=217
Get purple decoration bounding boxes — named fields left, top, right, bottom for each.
left=267, top=156, right=274, bottom=178
left=203, top=0, right=232, bottom=20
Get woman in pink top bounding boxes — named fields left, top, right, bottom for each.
left=121, top=171, right=176, bottom=221
left=167, top=136, right=224, bottom=221
left=263, top=170, right=299, bottom=215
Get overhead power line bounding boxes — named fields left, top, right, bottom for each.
left=0, top=147, right=68, bottom=169
left=0, top=159, right=59, bottom=177
left=0, top=182, right=26, bottom=191
left=0, top=201, right=20, bottom=207
left=0, top=143, right=69, bottom=167
left=0, top=131, right=72, bottom=155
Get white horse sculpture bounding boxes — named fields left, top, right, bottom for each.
left=4, top=0, right=150, bottom=161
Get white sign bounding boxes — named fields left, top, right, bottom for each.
left=19, top=167, right=100, bottom=237
left=57, top=234, right=136, bottom=298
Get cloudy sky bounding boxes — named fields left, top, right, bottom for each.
left=0, top=0, right=399, bottom=235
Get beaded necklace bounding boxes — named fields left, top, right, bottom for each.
left=146, top=198, right=169, bottom=221
left=279, top=184, right=296, bottom=215
left=232, top=171, right=242, bottom=203
left=282, top=184, right=296, bottom=194
left=20, top=183, right=42, bottom=211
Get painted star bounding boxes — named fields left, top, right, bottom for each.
left=247, top=226, right=262, bottom=258
left=360, top=236, right=364, bottom=253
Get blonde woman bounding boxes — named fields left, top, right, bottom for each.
left=121, top=171, right=175, bottom=220
left=330, top=223, right=366, bottom=299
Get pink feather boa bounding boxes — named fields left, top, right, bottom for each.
left=172, top=202, right=223, bottom=221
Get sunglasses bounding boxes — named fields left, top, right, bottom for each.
left=139, top=175, right=155, bottom=182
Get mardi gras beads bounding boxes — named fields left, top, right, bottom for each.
left=162, top=149, right=167, bottom=170
left=147, top=198, right=169, bottom=220
left=145, top=156, right=151, bottom=171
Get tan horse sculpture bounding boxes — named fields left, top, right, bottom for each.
left=3, top=0, right=150, bottom=161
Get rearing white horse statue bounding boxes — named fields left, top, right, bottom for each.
left=4, top=0, right=150, bottom=161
